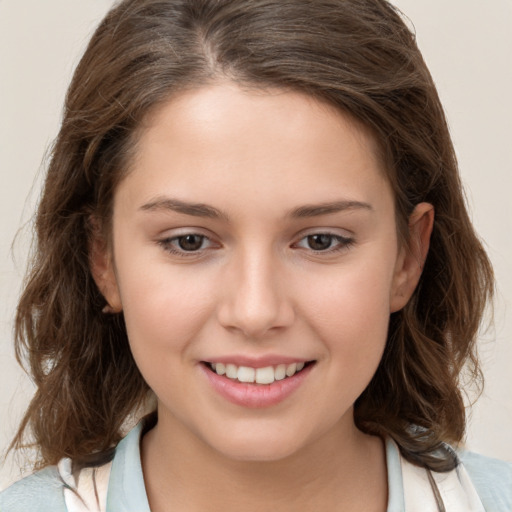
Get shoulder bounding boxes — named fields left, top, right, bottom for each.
left=0, top=417, right=152, bottom=512
left=0, top=465, right=67, bottom=512
left=458, top=449, right=512, bottom=510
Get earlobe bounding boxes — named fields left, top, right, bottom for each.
left=390, top=203, right=434, bottom=312
left=89, top=218, right=123, bottom=314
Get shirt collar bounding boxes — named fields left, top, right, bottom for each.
left=106, top=420, right=151, bottom=512
left=106, top=418, right=405, bottom=512
left=386, top=437, right=406, bottom=511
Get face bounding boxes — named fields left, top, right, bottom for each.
left=93, top=83, right=431, bottom=462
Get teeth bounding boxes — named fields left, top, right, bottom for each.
left=211, top=361, right=308, bottom=384
left=237, top=366, right=255, bottom=383
left=255, top=366, right=275, bottom=384
left=226, top=364, right=238, bottom=379
left=286, top=363, right=297, bottom=377
left=274, top=364, right=286, bottom=380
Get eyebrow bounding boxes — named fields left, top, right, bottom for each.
left=139, top=197, right=373, bottom=220
left=288, top=200, right=373, bottom=218
left=140, top=197, right=228, bottom=220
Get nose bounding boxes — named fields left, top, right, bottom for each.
left=216, top=247, right=295, bottom=339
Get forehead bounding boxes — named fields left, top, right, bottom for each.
left=117, top=82, right=392, bottom=218
left=138, top=82, right=381, bottom=163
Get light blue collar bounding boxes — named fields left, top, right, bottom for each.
left=106, top=421, right=151, bottom=511
left=386, top=437, right=406, bottom=511
left=106, top=420, right=405, bottom=511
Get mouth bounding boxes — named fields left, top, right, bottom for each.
left=201, top=360, right=316, bottom=385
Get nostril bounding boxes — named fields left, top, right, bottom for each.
left=216, top=279, right=295, bottom=338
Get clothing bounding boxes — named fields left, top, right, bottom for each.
left=1, top=421, right=511, bottom=511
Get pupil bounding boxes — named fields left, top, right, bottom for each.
left=308, top=234, right=332, bottom=251
left=179, top=235, right=203, bottom=251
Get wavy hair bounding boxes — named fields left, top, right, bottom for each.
left=12, top=0, right=493, bottom=471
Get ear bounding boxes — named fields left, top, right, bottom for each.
left=390, top=203, right=434, bottom=313
left=89, top=218, right=123, bottom=313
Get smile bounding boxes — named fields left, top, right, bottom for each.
left=207, top=362, right=308, bottom=385
left=201, top=359, right=316, bottom=408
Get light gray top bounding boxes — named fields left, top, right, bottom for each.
left=1, top=421, right=511, bottom=511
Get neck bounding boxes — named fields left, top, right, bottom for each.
left=141, top=409, right=388, bottom=512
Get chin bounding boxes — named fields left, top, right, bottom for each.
left=204, top=425, right=311, bottom=463
left=217, top=441, right=301, bottom=463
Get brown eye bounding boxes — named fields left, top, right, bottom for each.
left=306, top=234, right=335, bottom=251
left=294, top=232, right=354, bottom=254
left=158, top=232, right=218, bottom=257
left=177, top=234, right=205, bottom=251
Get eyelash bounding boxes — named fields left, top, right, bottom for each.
left=293, top=233, right=354, bottom=254
left=157, top=234, right=215, bottom=257
left=157, top=232, right=354, bottom=258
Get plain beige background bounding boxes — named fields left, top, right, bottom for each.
left=1, top=0, right=511, bottom=490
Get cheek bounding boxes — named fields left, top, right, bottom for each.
left=303, top=254, right=394, bottom=321
left=115, top=257, right=217, bottom=364
left=297, top=257, right=394, bottom=371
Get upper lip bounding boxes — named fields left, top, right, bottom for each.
left=202, top=355, right=314, bottom=368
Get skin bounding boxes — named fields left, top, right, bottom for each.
left=92, top=82, right=433, bottom=512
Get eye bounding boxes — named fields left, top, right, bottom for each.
left=158, top=233, right=216, bottom=256
left=294, top=233, right=353, bottom=252
left=175, top=234, right=207, bottom=251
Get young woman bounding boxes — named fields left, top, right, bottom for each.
left=1, top=0, right=511, bottom=510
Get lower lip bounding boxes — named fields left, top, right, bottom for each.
left=200, top=363, right=314, bottom=408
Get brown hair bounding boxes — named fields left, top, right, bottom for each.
left=12, top=0, right=493, bottom=472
